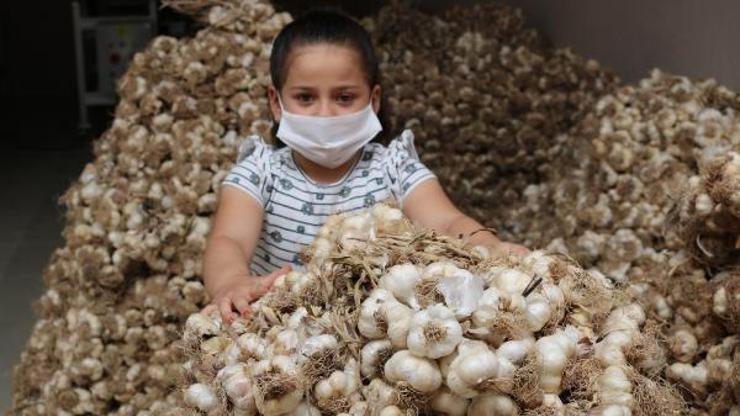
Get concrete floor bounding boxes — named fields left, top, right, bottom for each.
left=0, top=135, right=94, bottom=411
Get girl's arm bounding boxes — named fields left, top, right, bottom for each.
left=202, top=187, right=289, bottom=323
left=401, top=179, right=529, bottom=256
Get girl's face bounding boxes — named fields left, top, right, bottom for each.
left=268, top=44, right=381, bottom=121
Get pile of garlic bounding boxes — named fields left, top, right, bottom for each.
left=178, top=208, right=683, bottom=415
left=670, top=151, right=740, bottom=268
left=364, top=2, right=618, bottom=231
left=11, top=1, right=292, bottom=414
left=482, top=68, right=740, bottom=413
left=8, top=0, right=739, bottom=414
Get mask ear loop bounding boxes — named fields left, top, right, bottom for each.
left=276, top=91, right=286, bottom=112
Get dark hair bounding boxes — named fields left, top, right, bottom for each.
left=268, top=9, right=393, bottom=146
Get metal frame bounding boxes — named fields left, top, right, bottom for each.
left=72, top=0, right=157, bottom=129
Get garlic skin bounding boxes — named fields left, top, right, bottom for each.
left=360, top=339, right=392, bottom=378
left=384, top=350, right=443, bottom=393
left=379, top=264, right=422, bottom=309
left=407, top=304, right=463, bottom=359
left=430, top=388, right=469, bottom=416
left=446, top=340, right=499, bottom=398
left=467, top=393, right=519, bottom=416
left=432, top=264, right=485, bottom=319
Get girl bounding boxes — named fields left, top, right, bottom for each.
left=203, top=9, right=528, bottom=323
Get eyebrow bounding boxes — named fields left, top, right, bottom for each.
left=287, top=85, right=362, bottom=91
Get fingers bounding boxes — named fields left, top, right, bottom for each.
left=218, top=296, right=236, bottom=324
left=253, top=265, right=292, bottom=297
left=232, top=296, right=252, bottom=317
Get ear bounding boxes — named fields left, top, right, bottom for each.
left=267, top=85, right=282, bottom=123
left=371, top=84, right=382, bottom=114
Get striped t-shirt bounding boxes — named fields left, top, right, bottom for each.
left=222, top=129, right=436, bottom=275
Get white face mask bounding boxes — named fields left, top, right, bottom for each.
left=276, top=97, right=383, bottom=168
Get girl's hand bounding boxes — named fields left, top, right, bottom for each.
left=202, top=265, right=291, bottom=324
left=476, top=242, right=530, bottom=259
left=492, top=241, right=530, bottom=257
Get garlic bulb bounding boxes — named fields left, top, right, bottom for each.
left=217, top=363, right=255, bottom=411
left=268, top=328, right=301, bottom=356
left=536, top=329, right=577, bottom=394
left=184, top=312, right=220, bottom=340
left=291, top=401, right=321, bottom=416
left=497, top=338, right=534, bottom=365
left=360, top=339, right=392, bottom=378
left=384, top=350, right=442, bottom=393
left=237, top=332, right=268, bottom=361
left=669, top=329, right=698, bottom=363
left=371, top=204, right=405, bottom=234
left=300, top=334, right=338, bottom=359
left=184, top=383, right=218, bottom=412
left=446, top=340, right=499, bottom=398
left=471, top=287, right=527, bottom=344
left=594, top=303, right=645, bottom=367
left=362, top=378, right=396, bottom=410
left=358, top=289, right=412, bottom=342
left=666, top=362, right=708, bottom=394
left=314, top=359, right=361, bottom=410
left=407, top=304, right=463, bottom=359
left=524, top=293, right=554, bottom=332
left=379, top=264, right=422, bottom=309
left=430, top=388, right=469, bottom=415
left=425, top=262, right=484, bottom=319
left=596, top=366, right=633, bottom=410
left=467, top=393, right=519, bottom=415
left=252, top=355, right=303, bottom=416
left=379, top=406, right=405, bottom=416
left=486, top=268, right=531, bottom=295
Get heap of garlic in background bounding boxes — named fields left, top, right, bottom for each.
left=178, top=206, right=683, bottom=415
left=483, top=69, right=740, bottom=414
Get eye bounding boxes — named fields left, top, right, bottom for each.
left=295, top=93, right=314, bottom=104
left=337, top=93, right=355, bottom=104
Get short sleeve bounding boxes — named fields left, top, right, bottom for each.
left=386, top=129, right=436, bottom=203
left=221, top=135, right=273, bottom=206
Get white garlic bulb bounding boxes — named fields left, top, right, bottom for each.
left=430, top=387, right=469, bottom=415
left=407, top=304, right=463, bottom=359
left=384, top=350, right=442, bottom=393
left=379, top=263, right=422, bottom=309
left=252, top=355, right=303, bottom=416
left=360, top=339, right=392, bottom=378
left=446, top=340, right=499, bottom=398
